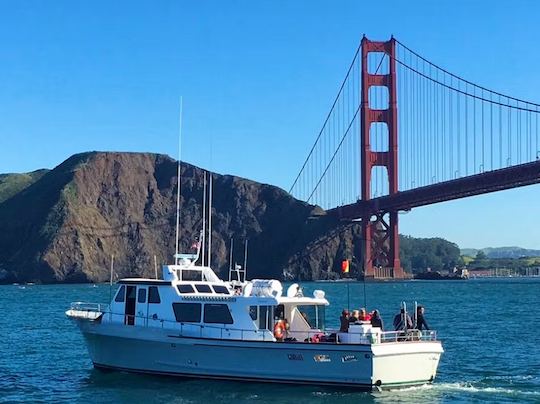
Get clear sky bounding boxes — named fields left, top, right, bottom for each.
left=1, top=1, right=539, bottom=250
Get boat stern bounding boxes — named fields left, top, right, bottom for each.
left=370, top=336, right=443, bottom=389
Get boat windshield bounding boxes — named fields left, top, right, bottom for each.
left=178, top=270, right=203, bottom=281
left=296, top=305, right=325, bottom=330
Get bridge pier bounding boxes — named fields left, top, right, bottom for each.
left=360, top=36, right=403, bottom=279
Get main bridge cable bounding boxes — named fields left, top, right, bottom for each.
left=395, top=39, right=540, bottom=109
left=306, top=53, right=387, bottom=203
left=393, top=56, right=540, bottom=114
left=289, top=44, right=361, bottom=195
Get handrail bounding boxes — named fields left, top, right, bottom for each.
left=70, top=302, right=109, bottom=313
left=380, top=329, right=437, bottom=343
left=69, top=301, right=438, bottom=344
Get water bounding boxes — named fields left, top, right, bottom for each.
left=1, top=279, right=539, bottom=403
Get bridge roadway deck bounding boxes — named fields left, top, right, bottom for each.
left=330, top=160, right=540, bottom=219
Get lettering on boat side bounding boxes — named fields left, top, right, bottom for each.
left=341, top=355, right=358, bottom=363
left=287, top=354, right=303, bottom=361
left=313, top=354, right=331, bottom=363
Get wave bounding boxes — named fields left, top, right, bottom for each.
left=398, top=381, right=540, bottom=396
left=370, top=381, right=540, bottom=403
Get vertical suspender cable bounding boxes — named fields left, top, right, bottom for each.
left=465, top=86, right=468, bottom=175
left=490, top=94, right=494, bottom=170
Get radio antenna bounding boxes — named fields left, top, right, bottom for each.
left=174, top=97, right=183, bottom=265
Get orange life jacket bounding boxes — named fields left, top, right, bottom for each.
left=273, top=321, right=285, bottom=340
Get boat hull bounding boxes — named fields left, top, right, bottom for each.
left=75, top=320, right=442, bottom=390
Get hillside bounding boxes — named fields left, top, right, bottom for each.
left=0, top=152, right=357, bottom=283
left=461, top=247, right=540, bottom=259
left=0, top=152, right=471, bottom=284
left=0, top=169, right=49, bottom=203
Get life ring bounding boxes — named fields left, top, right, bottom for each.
left=273, top=321, right=285, bottom=341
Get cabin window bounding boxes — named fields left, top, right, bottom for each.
left=180, top=269, right=203, bottom=281
left=258, top=306, right=274, bottom=330
left=211, top=285, right=230, bottom=295
left=194, top=284, right=212, bottom=293
left=296, top=305, right=326, bottom=330
left=172, top=303, right=201, bottom=323
left=203, top=304, right=234, bottom=324
left=148, top=286, right=161, bottom=304
left=177, top=284, right=195, bottom=294
left=274, top=304, right=285, bottom=320
left=137, top=288, right=147, bottom=303
left=249, top=306, right=258, bottom=321
left=114, top=285, right=126, bottom=302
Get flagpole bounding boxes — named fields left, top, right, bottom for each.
left=341, top=259, right=351, bottom=311
left=347, top=279, right=350, bottom=312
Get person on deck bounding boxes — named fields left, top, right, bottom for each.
left=416, top=306, right=430, bottom=330
left=359, top=308, right=371, bottom=322
left=349, top=310, right=361, bottom=324
left=339, top=309, right=350, bottom=332
left=370, top=309, right=384, bottom=330
left=393, top=308, right=413, bottom=331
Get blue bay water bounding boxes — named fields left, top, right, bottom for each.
left=1, top=279, right=539, bottom=403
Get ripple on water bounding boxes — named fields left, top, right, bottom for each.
left=0, top=279, right=539, bottom=403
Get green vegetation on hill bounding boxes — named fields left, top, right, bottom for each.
left=461, top=246, right=540, bottom=258
left=0, top=169, right=49, bottom=203
left=466, top=251, right=540, bottom=273
left=400, top=235, right=462, bottom=273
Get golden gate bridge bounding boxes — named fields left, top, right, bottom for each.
left=289, top=36, right=540, bottom=279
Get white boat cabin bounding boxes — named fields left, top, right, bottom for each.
left=104, top=257, right=329, bottom=342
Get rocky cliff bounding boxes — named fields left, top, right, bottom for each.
left=0, top=152, right=361, bottom=283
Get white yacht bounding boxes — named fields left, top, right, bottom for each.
left=67, top=253, right=443, bottom=390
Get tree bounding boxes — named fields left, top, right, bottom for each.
left=475, top=250, right=487, bottom=261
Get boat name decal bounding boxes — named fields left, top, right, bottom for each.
left=341, top=355, right=358, bottom=363
left=287, top=354, right=304, bottom=361
left=313, top=354, right=331, bottom=363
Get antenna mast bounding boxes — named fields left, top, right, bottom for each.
left=228, top=237, right=234, bottom=281
left=243, top=239, right=248, bottom=281
left=174, top=98, right=183, bottom=265
left=201, top=171, right=207, bottom=266
left=109, top=254, right=114, bottom=303
left=207, top=174, right=213, bottom=267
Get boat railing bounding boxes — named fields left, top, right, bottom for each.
left=69, top=302, right=110, bottom=313
left=380, top=329, right=437, bottom=343
left=68, top=303, right=439, bottom=344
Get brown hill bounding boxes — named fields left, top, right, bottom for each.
left=0, top=152, right=361, bottom=283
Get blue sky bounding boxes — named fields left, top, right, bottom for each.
left=1, top=1, right=539, bottom=249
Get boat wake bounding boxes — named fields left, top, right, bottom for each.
left=371, top=380, right=540, bottom=402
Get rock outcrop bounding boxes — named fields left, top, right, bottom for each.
left=0, top=152, right=360, bottom=283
